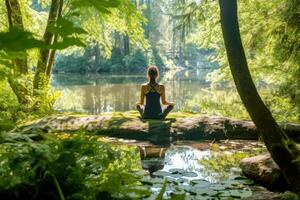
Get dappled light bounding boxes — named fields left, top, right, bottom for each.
left=0, top=0, right=299, bottom=199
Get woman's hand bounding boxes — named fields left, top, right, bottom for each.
left=168, top=102, right=175, bottom=106
left=160, top=85, right=175, bottom=106
left=136, top=102, right=143, bottom=106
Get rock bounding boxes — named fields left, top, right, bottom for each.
left=243, top=191, right=281, bottom=200
left=15, top=111, right=300, bottom=143
left=240, top=153, right=287, bottom=190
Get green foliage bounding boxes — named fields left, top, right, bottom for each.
left=120, top=48, right=148, bottom=72
left=54, top=51, right=93, bottom=73
left=199, top=143, right=265, bottom=180
left=151, top=48, right=165, bottom=69
left=0, top=132, right=150, bottom=199
left=71, top=0, right=120, bottom=14
left=0, top=81, right=18, bottom=131
left=183, top=0, right=300, bottom=120
left=0, top=28, right=47, bottom=52
left=184, top=88, right=299, bottom=122
left=55, top=47, right=148, bottom=73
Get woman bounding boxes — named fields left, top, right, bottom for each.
left=136, top=66, right=174, bottom=119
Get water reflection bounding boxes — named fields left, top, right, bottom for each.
left=137, top=141, right=266, bottom=183
left=52, top=69, right=213, bottom=114
left=138, top=146, right=168, bottom=175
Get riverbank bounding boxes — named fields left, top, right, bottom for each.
left=16, top=111, right=300, bottom=144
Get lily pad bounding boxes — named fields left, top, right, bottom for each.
left=221, top=180, right=241, bottom=188
left=165, top=176, right=177, bottom=183
left=152, top=170, right=171, bottom=177
left=144, top=177, right=164, bottom=185
left=178, top=185, right=195, bottom=193
left=170, top=173, right=183, bottom=178
left=233, top=176, right=248, bottom=180
left=219, top=189, right=252, bottom=198
left=235, top=178, right=255, bottom=185
left=210, top=185, right=226, bottom=191
left=169, top=168, right=187, bottom=174
left=182, top=172, right=198, bottom=177
left=177, top=177, right=189, bottom=183
left=191, top=179, right=211, bottom=187
left=194, top=189, right=218, bottom=196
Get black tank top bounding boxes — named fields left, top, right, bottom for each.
left=143, top=83, right=162, bottom=118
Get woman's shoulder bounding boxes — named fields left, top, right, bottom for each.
left=141, top=83, right=148, bottom=87
left=158, top=84, right=165, bottom=89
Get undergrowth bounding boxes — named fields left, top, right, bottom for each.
left=0, top=131, right=150, bottom=200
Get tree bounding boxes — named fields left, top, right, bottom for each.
left=1, top=0, right=146, bottom=110
left=33, top=0, right=63, bottom=93
left=218, top=0, right=300, bottom=194
left=5, top=0, right=31, bottom=105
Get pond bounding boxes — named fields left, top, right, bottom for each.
left=52, top=69, right=214, bottom=114
left=105, top=138, right=271, bottom=199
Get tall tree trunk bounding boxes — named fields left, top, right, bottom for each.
left=144, top=0, right=151, bottom=39
left=114, top=32, right=121, bottom=49
left=94, top=44, right=100, bottom=67
left=33, top=0, right=60, bottom=93
left=123, top=35, right=130, bottom=55
left=172, top=19, right=177, bottom=59
left=45, top=0, right=64, bottom=77
left=218, top=0, right=300, bottom=194
left=5, top=0, right=28, bottom=74
left=5, top=0, right=31, bottom=105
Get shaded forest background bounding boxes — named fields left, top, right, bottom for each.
left=52, top=0, right=217, bottom=74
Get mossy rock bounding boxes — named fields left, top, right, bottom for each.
left=15, top=111, right=300, bottom=143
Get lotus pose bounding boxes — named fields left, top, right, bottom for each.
left=136, top=66, right=174, bottom=119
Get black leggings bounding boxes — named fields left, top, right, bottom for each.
left=136, top=105, right=174, bottom=119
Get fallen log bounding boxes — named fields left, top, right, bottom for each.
left=16, top=111, right=300, bottom=143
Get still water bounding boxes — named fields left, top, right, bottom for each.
left=134, top=140, right=267, bottom=199
left=52, top=69, right=214, bottom=114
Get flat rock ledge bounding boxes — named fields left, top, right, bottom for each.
left=16, top=111, right=300, bottom=143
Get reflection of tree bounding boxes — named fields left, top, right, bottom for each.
left=80, top=83, right=141, bottom=114
left=165, top=147, right=201, bottom=172
left=53, top=71, right=213, bottom=114
left=54, top=88, right=85, bottom=112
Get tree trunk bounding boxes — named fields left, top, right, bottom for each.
left=5, top=0, right=31, bottom=105
left=144, top=0, right=151, bottom=39
left=94, top=44, right=100, bottom=67
left=172, top=19, right=177, bottom=59
left=33, top=0, right=60, bottom=93
left=5, top=0, right=28, bottom=74
left=123, top=35, right=130, bottom=55
left=218, top=0, right=300, bottom=194
left=45, top=0, right=64, bottom=78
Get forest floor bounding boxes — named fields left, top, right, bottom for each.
left=15, top=111, right=300, bottom=144
left=4, top=111, right=300, bottom=199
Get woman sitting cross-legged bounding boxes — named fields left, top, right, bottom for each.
left=136, top=65, right=175, bottom=119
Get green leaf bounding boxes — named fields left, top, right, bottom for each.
left=155, top=180, right=167, bottom=200
left=50, top=37, right=86, bottom=50
left=71, top=0, right=120, bottom=13
left=0, top=28, right=48, bottom=51
left=47, top=18, right=87, bottom=37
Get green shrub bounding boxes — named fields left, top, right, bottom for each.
left=54, top=52, right=93, bottom=73
left=0, top=131, right=150, bottom=199
left=123, top=49, right=148, bottom=72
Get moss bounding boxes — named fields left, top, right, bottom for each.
left=15, top=111, right=286, bottom=142
left=280, top=191, right=299, bottom=200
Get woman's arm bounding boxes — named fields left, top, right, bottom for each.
left=136, top=85, right=145, bottom=105
left=160, top=85, right=175, bottom=106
